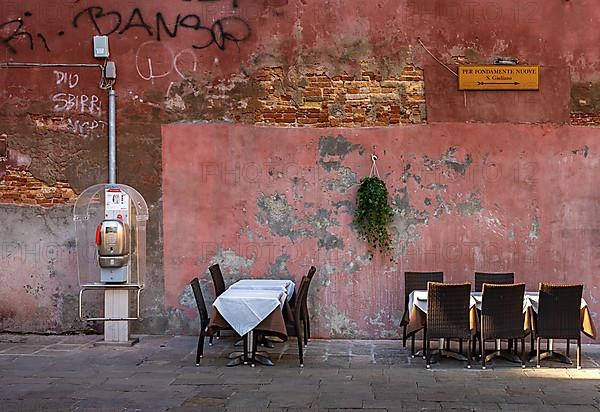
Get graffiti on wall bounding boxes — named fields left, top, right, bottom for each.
left=0, top=0, right=261, bottom=55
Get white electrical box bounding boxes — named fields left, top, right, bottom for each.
left=93, top=36, right=110, bottom=58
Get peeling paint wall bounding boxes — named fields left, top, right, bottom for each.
left=163, top=123, right=600, bottom=339
left=2, top=0, right=600, bottom=335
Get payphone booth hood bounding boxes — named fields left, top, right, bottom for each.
left=73, top=184, right=148, bottom=287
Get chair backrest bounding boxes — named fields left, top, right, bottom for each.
left=307, top=266, right=317, bottom=281
left=537, top=283, right=583, bottom=339
left=405, top=271, right=444, bottom=299
left=404, top=271, right=444, bottom=312
left=474, top=272, right=515, bottom=292
left=300, top=266, right=317, bottom=318
left=481, top=283, right=525, bottom=339
left=190, top=277, right=209, bottom=328
left=295, top=276, right=311, bottom=325
left=426, top=282, right=471, bottom=339
left=209, top=264, right=226, bottom=298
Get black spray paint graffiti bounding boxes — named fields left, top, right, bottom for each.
left=0, top=13, right=53, bottom=54
left=72, top=7, right=251, bottom=51
left=0, top=0, right=259, bottom=54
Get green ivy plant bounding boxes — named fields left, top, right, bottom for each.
left=353, top=176, right=394, bottom=256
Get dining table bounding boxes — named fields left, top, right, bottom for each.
left=207, top=279, right=295, bottom=367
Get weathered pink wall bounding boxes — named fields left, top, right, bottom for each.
left=163, top=123, right=600, bottom=339
left=2, top=0, right=600, bottom=334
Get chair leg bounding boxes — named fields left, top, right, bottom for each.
left=425, top=333, right=431, bottom=369
left=306, top=314, right=311, bottom=341
left=576, top=337, right=581, bottom=369
left=459, top=338, right=463, bottom=355
left=411, top=333, right=416, bottom=357
left=566, top=339, right=570, bottom=357
left=466, top=337, right=471, bottom=369
left=481, top=335, right=486, bottom=369
left=298, top=322, right=304, bottom=368
left=209, top=334, right=213, bottom=346
left=521, top=337, right=526, bottom=367
left=536, top=337, right=541, bottom=368
left=422, top=328, right=427, bottom=359
left=402, top=324, right=407, bottom=347
left=303, top=318, right=309, bottom=347
left=196, top=330, right=205, bottom=366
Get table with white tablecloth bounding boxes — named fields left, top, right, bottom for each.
left=207, top=279, right=296, bottom=366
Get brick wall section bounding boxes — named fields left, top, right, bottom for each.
left=570, top=113, right=600, bottom=126
left=255, top=63, right=425, bottom=127
left=0, top=167, right=77, bottom=207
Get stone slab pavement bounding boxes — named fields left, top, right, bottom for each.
left=1, top=333, right=599, bottom=411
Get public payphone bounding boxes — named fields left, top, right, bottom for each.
left=74, top=183, right=148, bottom=343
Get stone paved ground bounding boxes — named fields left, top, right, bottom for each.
left=1, top=333, right=599, bottom=411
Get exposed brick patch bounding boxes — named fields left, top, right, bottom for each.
left=570, top=82, right=600, bottom=126
left=254, top=62, right=425, bottom=127
left=570, top=113, right=600, bottom=126
left=0, top=167, right=77, bottom=207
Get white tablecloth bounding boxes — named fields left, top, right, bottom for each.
left=470, top=291, right=588, bottom=313
left=413, top=291, right=589, bottom=314
left=408, top=290, right=477, bottom=315
left=213, top=281, right=292, bottom=336
left=229, top=279, right=295, bottom=301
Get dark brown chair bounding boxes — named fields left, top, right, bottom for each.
left=480, top=283, right=526, bottom=369
left=425, top=282, right=472, bottom=369
left=285, top=276, right=311, bottom=367
left=208, top=264, right=226, bottom=340
left=401, top=271, right=444, bottom=354
left=303, top=266, right=317, bottom=345
left=209, top=263, right=226, bottom=297
left=474, top=272, right=515, bottom=292
left=472, top=272, right=516, bottom=355
left=190, top=277, right=212, bottom=366
left=535, top=283, right=583, bottom=369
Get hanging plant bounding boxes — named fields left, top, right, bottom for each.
left=353, top=156, right=394, bottom=256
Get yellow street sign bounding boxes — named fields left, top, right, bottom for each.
left=458, top=65, right=539, bottom=90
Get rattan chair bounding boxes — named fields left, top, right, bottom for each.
left=480, top=283, right=526, bottom=368
left=473, top=272, right=516, bottom=355
left=401, top=271, right=444, bottom=354
left=285, top=276, right=311, bottom=367
left=474, top=272, right=515, bottom=292
left=190, top=277, right=212, bottom=366
left=535, top=283, right=583, bottom=369
left=425, top=282, right=472, bottom=368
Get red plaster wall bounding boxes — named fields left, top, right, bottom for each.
left=163, top=123, right=600, bottom=339
left=3, top=0, right=600, bottom=334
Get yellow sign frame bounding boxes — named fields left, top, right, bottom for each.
left=458, top=65, right=539, bottom=91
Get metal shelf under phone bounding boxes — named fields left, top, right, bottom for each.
left=79, top=283, right=143, bottom=321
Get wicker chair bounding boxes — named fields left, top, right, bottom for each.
left=425, top=282, right=472, bottom=368
left=285, top=276, right=311, bottom=367
left=474, top=272, right=515, bottom=292
left=401, top=271, right=444, bottom=355
left=473, top=272, right=516, bottom=355
left=190, top=277, right=212, bottom=366
left=480, top=283, right=526, bottom=368
left=535, top=283, right=583, bottom=369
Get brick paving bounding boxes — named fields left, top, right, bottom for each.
left=1, top=334, right=599, bottom=411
